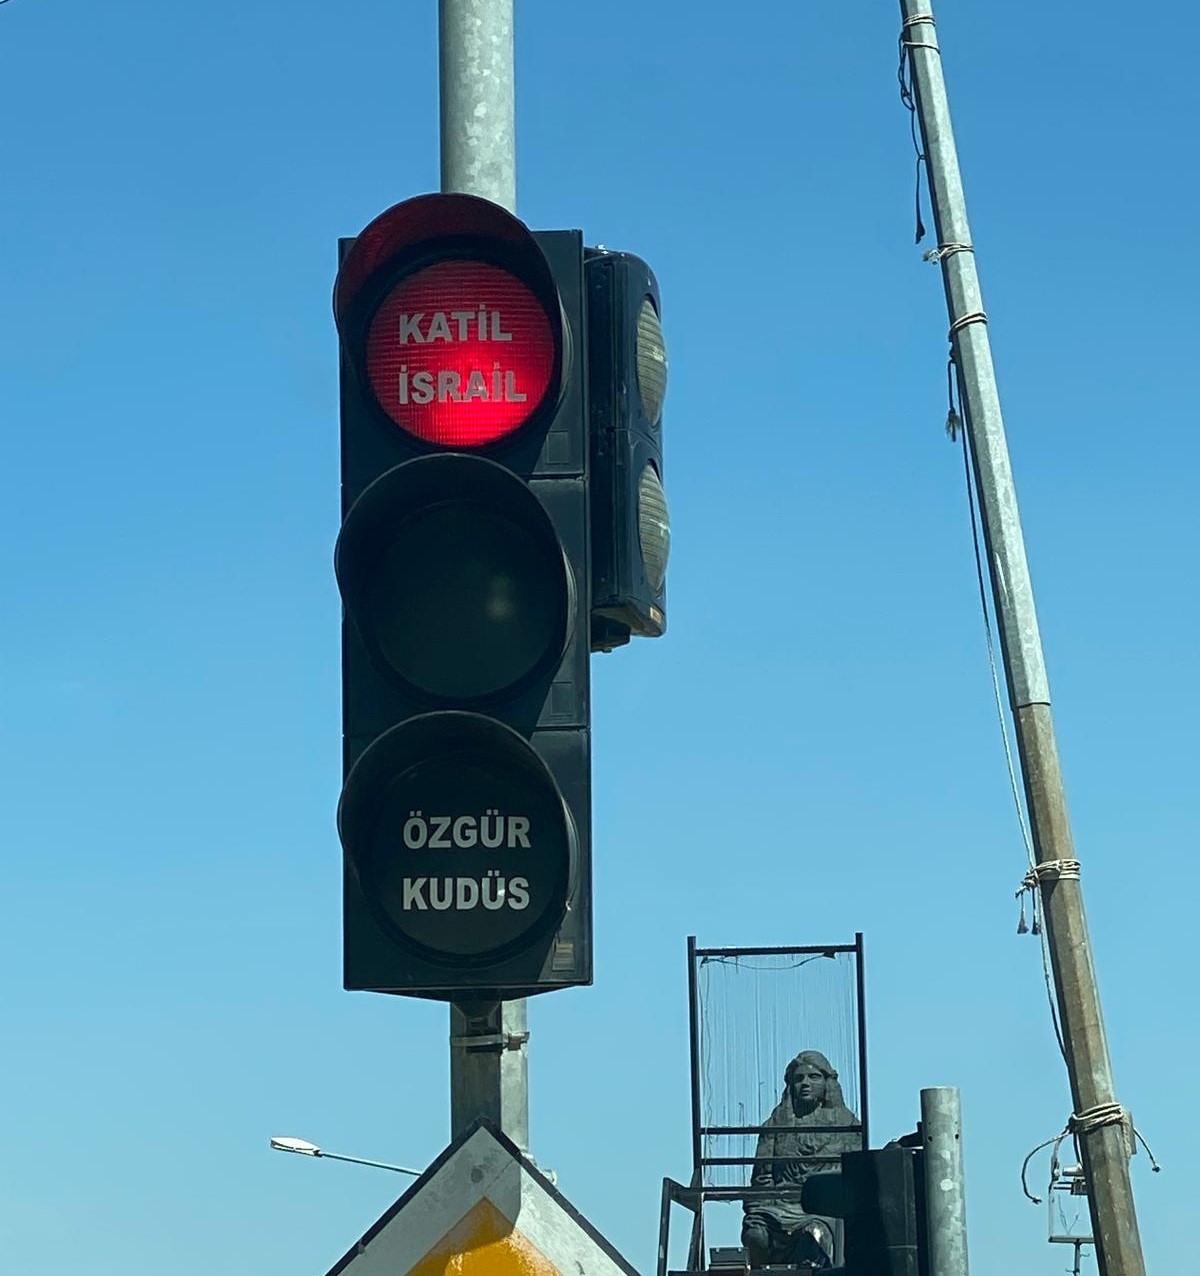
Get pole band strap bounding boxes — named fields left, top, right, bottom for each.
left=1024, top=859, right=1083, bottom=888
left=925, top=242, right=975, bottom=262
left=901, top=13, right=940, bottom=52
left=949, top=310, right=989, bottom=338
left=1070, top=1102, right=1126, bottom=1134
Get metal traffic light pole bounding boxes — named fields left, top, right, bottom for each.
left=437, top=0, right=530, bottom=1152
left=899, top=3, right=1146, bottom=1274
left=921, top=1087, right=969, bottom=1276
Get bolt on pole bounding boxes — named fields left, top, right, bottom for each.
left=437, top=0, right=529, bottom=1152
left=898, top=4, right=1146, bottom=1275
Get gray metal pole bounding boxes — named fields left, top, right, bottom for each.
left=898, top=6, right=1145, bottom=1276
left=439, top=0, right=516, bottom=212
left=449, top=996, right=529, bottom=1151
left=921, top=1088, right=969, bottom=1276
left=438, top=0, right=528, bottom=1151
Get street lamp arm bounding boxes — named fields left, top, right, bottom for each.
left=270, top=1136, right=420, bottom=1177
left=315, top=1149, right=421, bottom=1177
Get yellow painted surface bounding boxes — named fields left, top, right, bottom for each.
left=409, top=1199, right=562, bottom=1276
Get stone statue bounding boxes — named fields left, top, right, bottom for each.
left=741, top=1050, right=861, bottom=1270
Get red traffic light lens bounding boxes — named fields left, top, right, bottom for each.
left=366, top=259, right=557, bottom=448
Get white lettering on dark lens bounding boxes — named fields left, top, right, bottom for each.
left=482, top=870, right=505, bottom=909
left=402, top=812, right=532, bottom=852
left=481, top=809, right=504, bottom=849
left=491, top=311, right=513, bottom=342
left=404, top=874, right=535, bottom=914
left=426, top=312, right=452, bottom=343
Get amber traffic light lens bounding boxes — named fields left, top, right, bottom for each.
left=366, top=501, right=568, bottom=701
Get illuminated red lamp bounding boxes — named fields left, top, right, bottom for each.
left=334, top=193, right=562, bottom=451
left=366, top=258, right=556, bottom=448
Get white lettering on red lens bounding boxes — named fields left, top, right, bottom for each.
left=436, top=370, right=463, bottom=402
left=398, top=367, right=529, bottom=405
left=398, top=313, right=425, bottom=344
left=396, top=310, right=516, bottom=345
left=426, top=312, right=452, bottom=343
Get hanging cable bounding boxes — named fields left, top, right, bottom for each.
left=897, top=18, right=933, bottom=244
left=948, top=357, right=1070, bottom=1065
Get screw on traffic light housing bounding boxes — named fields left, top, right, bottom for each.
left=586, top=249, right=669, bottom=653
left=333, top=193, right=592, bottom=999
left=801, top=1147, right=928, bottom=1276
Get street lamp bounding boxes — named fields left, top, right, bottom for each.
left=269, top=1135, right=421, bottom=1177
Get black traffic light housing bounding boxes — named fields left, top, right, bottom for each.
left=801, top=1146, right=928, bottom=1276
left=586, top=249, right=669, bottom=652
left=334, top=194, right=592, bottom=1000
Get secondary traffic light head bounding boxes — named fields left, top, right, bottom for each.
left=334, top=193, right=592, bottom=999
left=586, top=249, right=669, bottom=650
left=801, top=1147, right=927, bottom=1276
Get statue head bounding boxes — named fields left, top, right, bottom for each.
left=783, top=1050, right=847, bottom=1117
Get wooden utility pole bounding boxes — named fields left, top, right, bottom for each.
left=899, top=4, right=1146, bottom=1273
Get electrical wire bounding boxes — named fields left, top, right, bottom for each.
left=949, top=359, right=1070, bottom=1066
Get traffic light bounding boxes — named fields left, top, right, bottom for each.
left=801, top=1147, right=928, bottom=1276
left=585, top=249, right=669, bottom=652
left=333, top=193, right=592, bottom=999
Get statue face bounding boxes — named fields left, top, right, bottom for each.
left=789, top=1062, right=828, bottom=1109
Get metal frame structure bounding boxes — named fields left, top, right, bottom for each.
left=658, top=936, right=870, bottom=1276
left=1049, top=1161, right=1095, bottom=1276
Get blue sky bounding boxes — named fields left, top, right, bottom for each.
left=1, top=2, right=1195, bottom=1273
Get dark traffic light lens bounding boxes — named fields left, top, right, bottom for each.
left=336, top=455, right=574, bottom=705
left=638, top=463, right=670, bottom=592
left=636, top=297, right=667, bottom=427
left=368, top=502, right=568, bottom=701
left=339, top=711, right=574, bottom=964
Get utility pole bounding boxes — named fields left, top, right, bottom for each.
left=898, top=4, right=1145, bottom=1274
left=437, top=0, right=530, bottom=1152
left=921, top=1088, right=969, bottom=1276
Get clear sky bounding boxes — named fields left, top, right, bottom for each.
left=1, top=3, right=1195, bottom=1274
